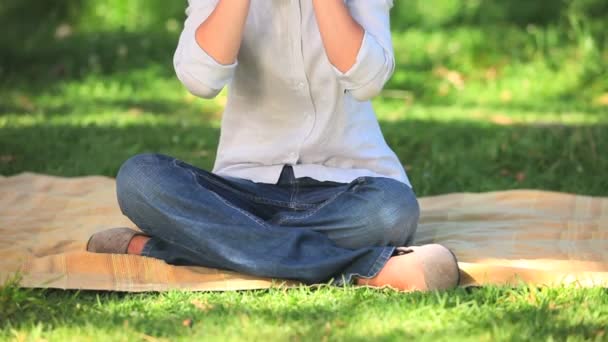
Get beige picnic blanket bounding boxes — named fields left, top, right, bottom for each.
left=1, top=173, right=607, bottom=291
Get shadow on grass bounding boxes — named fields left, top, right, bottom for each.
left=0, top=122, right=220, bottom=177
left=0, top=30, right=178, bottom=86
left=1, top=119, right=606, bottom=197
left=369, top=306, right=606, bottom=341
left=381, top=120, right=607, bottom=196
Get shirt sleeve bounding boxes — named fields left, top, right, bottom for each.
left=332, top=0, right=395, bottom=101
left=173, top=0, right=238, bottom=99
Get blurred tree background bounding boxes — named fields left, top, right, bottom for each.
left=1, top=0, right=606, bottom=104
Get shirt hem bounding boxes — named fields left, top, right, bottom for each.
left=213, top=163, right=411, bottom=188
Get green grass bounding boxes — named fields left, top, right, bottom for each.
left=2, top=276, right=607, bottom=341
left=1, top=1, right=608, bottom=340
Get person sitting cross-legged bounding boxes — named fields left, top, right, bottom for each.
left=87, top=0, right=460, bottom=292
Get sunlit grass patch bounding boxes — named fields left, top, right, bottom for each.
left=374, top=100, right=608, bottom=125
left=389, top=26, right=607, bottom=111
left=2, top=277, right=607, bottom=341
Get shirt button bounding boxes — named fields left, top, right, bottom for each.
left=288, top=152, right=297, bottom=159
left=297, top=82, right=305, bottom=90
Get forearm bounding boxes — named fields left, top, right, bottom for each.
left=195, top=0, right=250, bottom=65
left=312, top=0, right=364, bottom=73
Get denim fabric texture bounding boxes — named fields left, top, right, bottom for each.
left=116, top=153, right=420, bottom=285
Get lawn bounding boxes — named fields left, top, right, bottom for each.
left=1, top=0, right=607, bottom=340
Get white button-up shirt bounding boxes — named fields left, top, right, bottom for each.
left=174, top=0, right=411, bottom=187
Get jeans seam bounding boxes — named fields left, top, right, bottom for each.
left=181, top=160, right=258, bottom=201
left=254, top=196, right=317, bottom=209
left=173, top=160, right=315, bottom=225
left=275, top=186, right=348, bottom=225
left=212, top=190, right=272, bottom=228
left=132, top=165, right=258, bottom=257
left=288, top=178, right=295, bottom=207
left=190, top=162, right=315, bottom=209
left=276, top=176, right=368, bottom=225
left=132, top=160, right=272, bottom=258
left=184, top=164, right=270, bottom=228
left=291, top=179, right=300, bottom=208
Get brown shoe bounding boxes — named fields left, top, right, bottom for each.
left=86, top=227, right=142, bottom=254
left=357, top=244, right=460, bottom=292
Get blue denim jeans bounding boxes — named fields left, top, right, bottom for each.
left=116, top=153, right=420, bottom=285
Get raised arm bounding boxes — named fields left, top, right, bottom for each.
left=312, top=0, right=364, bottom=73
left=313, top=0, right=395, bottom=101
left=195, top=0, right=250, bottom=64
left=174, top=0, right=250, bottom=99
